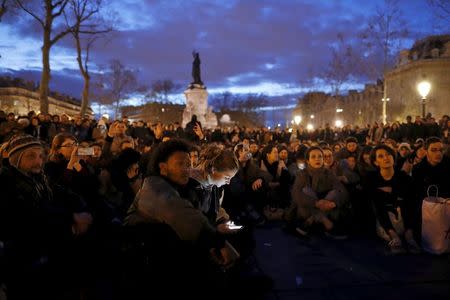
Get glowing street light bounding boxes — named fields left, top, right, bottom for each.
left=381, top=97, right=390, bottom=124
left=336, top=108, right=343, bottom=113
left=294, top=115, right=302, bottom=125
left=310, top=114, right=315, bottom=119
left=417, top=81, right=431, bottom=118
left=335, top=119, right=343, bottom=128
left=306, top=123, right=314, bottom=131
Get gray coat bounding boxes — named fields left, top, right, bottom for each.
left=125, top=176, right=217, bottom=244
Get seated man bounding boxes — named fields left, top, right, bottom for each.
left=412, top=137, right=450, bottom=236
left=0, top=134, right=92, bottom=299
left=124, top=139, right=238, bottom=295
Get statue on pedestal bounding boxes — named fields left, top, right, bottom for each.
left=191, top=51, right=203, bottom=85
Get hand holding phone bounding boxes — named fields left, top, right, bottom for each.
left=226, top=221, right=243, bottom=230
left=77, top=147, right=94, bottom=156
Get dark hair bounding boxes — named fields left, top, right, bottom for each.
left=318, top=141, right=329, bottom=148
left=370, top=144, right=396, bottom=166
left=358, top=145, right=373, bottom=164
left=295, top=145, right=309, bottom=161
left=277, top=145, right=288, bottom=153
left=262, top=144, right=277, bottom=160
left=305, top=146, right=323, bottom=161
left=345, top=137, right=358, bottom=144
left=233, top=143, right=246, bottom=158
left=113, top=148, right=141, bottom=174
left=199, top=143, right=239, bottom=173
left=425, top=136, right=442, bottom=150
left=148, top=139, right=191, bottom=176
left=50, top=132, right=77, bottom=154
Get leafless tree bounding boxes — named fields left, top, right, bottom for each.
left=96, top=59, right=138, bottom=119
left=427, top=0, right=450, bottom=30
left=322, top=33, right=357, bottom=96
left=150, top=79, right=181, bottom=103
left=0, top=0, right=8, bottom=21
left=64, top=0, right=112, bottom=116
left=358, top=0, right=409, bottom=81
left=14, top=0, right=75, bottom=113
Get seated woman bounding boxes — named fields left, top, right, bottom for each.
left=109, top=148, right=142, bottom=221
left=45, top=133, right=97, bottom=195
left=366, top=145, right=421, bottom=254
left=322, top=146, right=338, bottom=174
left=224, top=143, right=272, bottom=226
left=284, top=146, right=349, bottom=239
left=259, top=144, right=291, bottom=209
left=189, top=143, right=240, bottom=231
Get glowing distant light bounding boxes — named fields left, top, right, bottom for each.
left=294, top=115, right=302, bottom=125
left=102, top=114, right=110, bottom=119
left=310, top=115, right=315, bottom=119
left=336, top=108, right=343, bottom=113
left=277, top=123, right=281, bottom=127
left=161, top=108, right=165, bottom=112
left=268, top=126, right=271, bottom=130
left=335, top=120, right=343, bottom=128
left=417, top=81, right=431, bottom=98
left=288, top=128, right=293, bottom=133
left=306, top=123, right=314, bottom=131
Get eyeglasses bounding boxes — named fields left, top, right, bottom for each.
left=60, top=142, right=77, bottom=148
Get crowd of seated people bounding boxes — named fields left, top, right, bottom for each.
left=0, top=110, right=449, bottom=299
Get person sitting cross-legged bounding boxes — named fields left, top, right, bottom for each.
left=366, top=145, right=421, bottom=254
left=284, top=146, right=349, bottom=239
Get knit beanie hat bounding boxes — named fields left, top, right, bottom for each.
left=7, top=134, right=43, bottom=168
left=398, top=142, right=411, bottom=151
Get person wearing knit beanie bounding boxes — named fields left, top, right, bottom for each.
left=6, top=134, right=44, bottom=173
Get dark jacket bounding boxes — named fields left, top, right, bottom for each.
left=125, top=176, right=224, bottom=249
left=0, top=166, right=84, bottom=270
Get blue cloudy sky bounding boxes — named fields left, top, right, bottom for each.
left=0, top=0, right=445, bottom=111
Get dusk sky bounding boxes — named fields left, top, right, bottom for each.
left=0, top=0, right=445, bottom=112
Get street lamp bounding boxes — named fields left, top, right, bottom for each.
left=381, top=97, right=390, bottom=124
left=310, top=114, right=315, bottom=119
left=306, top=123, right=314, bottom=131
left=417, top=81, right=431, bottom=118
left=294, top=115, right=302, bottom=125
left=336, top=108, right=343, bottom=113
left=335, top=119, right=343, bottom=128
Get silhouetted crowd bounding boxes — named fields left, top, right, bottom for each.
left=0, top=110, right=449, bottom=299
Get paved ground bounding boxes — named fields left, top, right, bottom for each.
left=253, top=222, right=450, bottom=300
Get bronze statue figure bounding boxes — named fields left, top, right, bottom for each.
left=191, top=51, right=203, bottom=85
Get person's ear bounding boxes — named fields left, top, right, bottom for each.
left=159, top=162, right=168, bottom=176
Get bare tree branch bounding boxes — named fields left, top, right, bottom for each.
left=14, top=0, right=44, bottom=26
left=52, top=0, right=69, bottom=18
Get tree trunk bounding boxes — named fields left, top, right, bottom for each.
left=81, top=74, right=90, bottom=116
left=40, top=35, right=51, bottom=114
left=115, top=99, right=120, bottom=119
left=40, top=3, right=53, bottom=114
left=75, top=29, right=90, bottom=117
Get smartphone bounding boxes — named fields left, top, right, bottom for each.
left=228, top=224, right=243, bottom=230
left=78, top=147, right=94, bottom=156
left=226, top=221, right=243, bottom=230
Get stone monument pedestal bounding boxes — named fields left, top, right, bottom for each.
left=182, top=83, right=217, bottom=129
